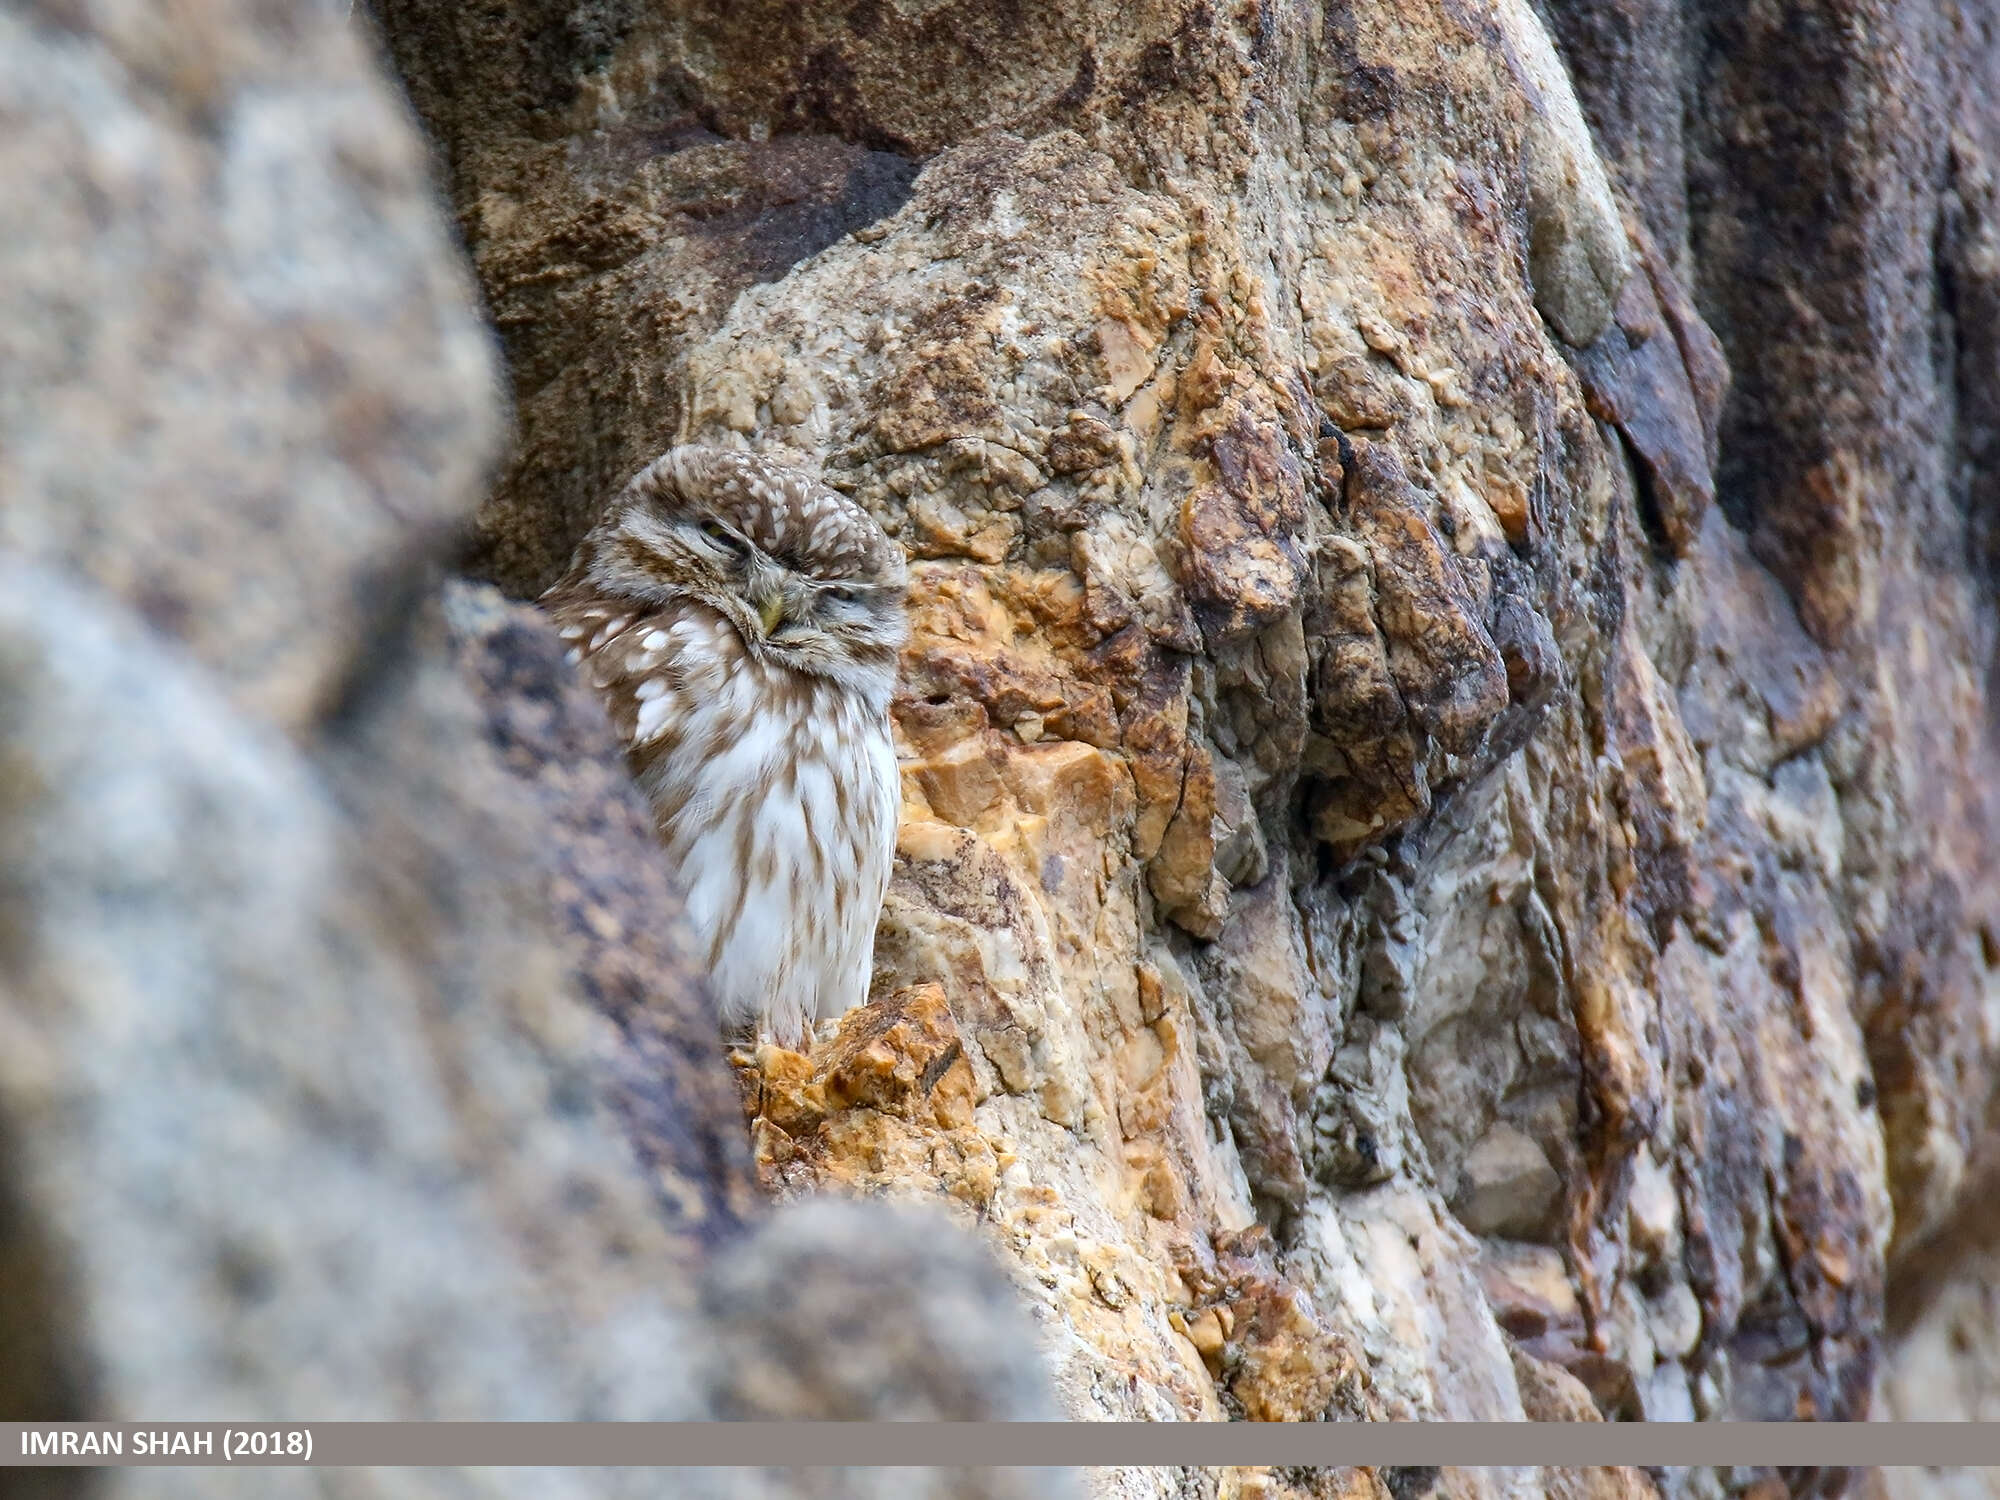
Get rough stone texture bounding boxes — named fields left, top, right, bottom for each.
left=369, top=0, right=2000, bottom=1483
left=13, top=0, right=1999, bottom=1483
left=701, top=1195, right=1067, bottom=1420
left=0, top=0, right=1077, bottom=1493
left=0, top=558, right=698, bottom=1427
left=442, top=579, right=761, bottom=1248
left=1865, top=1141, right=2000, bottom=1497
left=0, top=0, right=499, bottom=734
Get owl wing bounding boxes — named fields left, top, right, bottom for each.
left=549, top=597, right=752, bottom=821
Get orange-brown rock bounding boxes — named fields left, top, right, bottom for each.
left=740, top=985, right=998, bottom=1210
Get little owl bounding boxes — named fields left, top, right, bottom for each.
left=541, top=445, right=908, bottom=1046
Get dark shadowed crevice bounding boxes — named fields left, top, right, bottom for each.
left=0, top=1115, right=94, bottom=1443
left=1538, top=0, right=1691, bottom=267
left=1939, top=128, right=2000, bottom=588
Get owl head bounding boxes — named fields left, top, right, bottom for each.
left=561, top=445, right=909, bottom=691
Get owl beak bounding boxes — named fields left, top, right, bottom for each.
left=756, top=591, right=786, bottom=637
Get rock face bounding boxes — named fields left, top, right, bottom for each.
left=367, top=0, right=2000, bottom=1487
left=9, top=0, right=2000, bottom=1491
left=0, top=0, right=1072, bottom=1493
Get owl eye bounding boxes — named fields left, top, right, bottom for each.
left=698, top=519, right=747, bottom=556
left=823, top=585, right=862, bottom=606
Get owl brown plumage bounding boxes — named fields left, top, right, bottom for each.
left=540, top=446, right=908, bottom=1045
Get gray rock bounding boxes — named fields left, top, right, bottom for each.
left=0, top=0, right=500, bottom=733
left=1453, top=1125, right=1563, bottom=1242
left=702, top=1197, right=1066, bottom=1422
left=0, top=559, right=696, bottom=1425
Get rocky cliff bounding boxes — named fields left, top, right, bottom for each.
left=5, top=0, right=2000, bottom=1496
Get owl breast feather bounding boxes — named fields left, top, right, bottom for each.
left=564, top=600, right=898, bottom=1047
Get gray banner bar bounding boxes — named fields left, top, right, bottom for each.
left=6, top=1423, right=2000, bottom=1467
